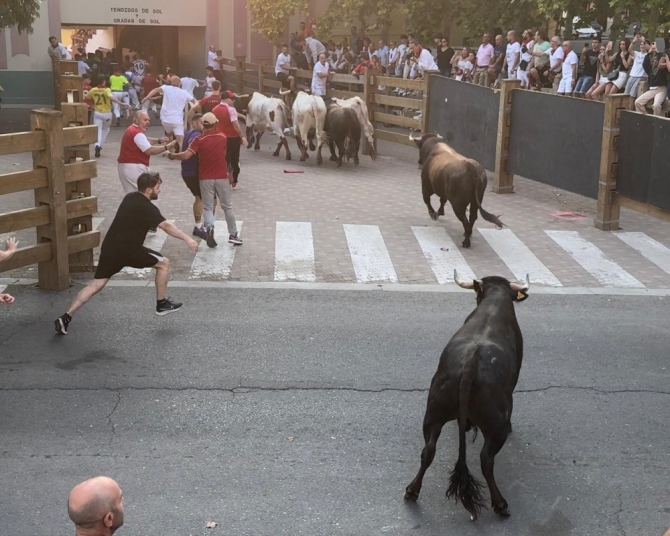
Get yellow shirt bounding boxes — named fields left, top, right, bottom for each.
left=88, top=87, right=113, bottom=113
left=109, top=74, right=129, bottom=92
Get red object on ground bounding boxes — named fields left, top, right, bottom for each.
left=284, top=169, right=305, bottom=173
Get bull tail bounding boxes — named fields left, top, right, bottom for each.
left=446, top=348, right=486, bottom=519
left=465, top=162, right=504, bottom=230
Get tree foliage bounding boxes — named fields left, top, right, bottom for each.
left=248, top=0, right=308, bottom=46
left=316, top=0, right=397, bottom=40
left=0, top=0, right=40, bottom=34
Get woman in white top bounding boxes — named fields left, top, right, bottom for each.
left=454, top=47, right=473, bottom=81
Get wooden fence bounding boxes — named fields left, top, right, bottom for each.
left=219, top=56, right=429, bottom=153
left=0, top=109, right=100, bottom=291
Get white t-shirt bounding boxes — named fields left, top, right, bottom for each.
left=417, top=48, right=438, bottom=73
left=549, top=46, right=565, bottom=70
left=77, top=61, right=89, bottom=76
left=506, top=42, right=521, bottom=71
left=133, top=132, right=151, bottom=152
left=160, top=85, right=193, bottom=124
left=305, top=37, right=326, bottom=64
left=180, top=77, right=199, bottom=97
left=204, top=75, right=217, bottom=95
left=455, top=60, right=473, bottom=81
left=311, top=61, right=329, bottom=96
left=275, top=52, right=291, bottom=75
left=207, top=50, right=219, bottom=70
left=629, top=50, right=647, bottom=78
left=520, top=40, right=534, bottom=63
left=561, top=50, right=578, bottom=78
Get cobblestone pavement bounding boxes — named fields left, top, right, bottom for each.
left=2, top=119, right=670, bottom=289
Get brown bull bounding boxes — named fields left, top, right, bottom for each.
left=411, top=132, right=503, bottom=248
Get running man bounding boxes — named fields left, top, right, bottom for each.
left=212, top=91, right=248, bottom=187
left=181, top=113, right=209, bottom=240
left=109, top=67, right=131, bottom=126
left=168, top=112, right=242, bottom=248
left=142, top=76, right=195, bottom=152
left=88, top=75, right=130, bottom=158
left=55, top=172, right=198, bottom=335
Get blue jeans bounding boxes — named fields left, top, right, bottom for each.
left=575, top=76, right=595, bottom=94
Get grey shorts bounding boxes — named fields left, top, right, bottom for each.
left=624, top=76, right=646, bottom=97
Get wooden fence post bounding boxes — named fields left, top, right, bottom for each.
left=31, top=109, right=70, bottom=291
left=235, top=55, right=245, bottom=94
left=362, top=66, right=376, bottom=156
left=421, top=72, right=432, bottom=134
left=493, top=78, right=521, bottom=194
left=595, top=94, right=627, bottom=230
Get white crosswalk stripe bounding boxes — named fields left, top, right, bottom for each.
left=190, top=221, right=243, bottom=279
left=545, top=230, right=644, bottom=288
left=274, top=222, right=316, bottom=282
left=121, top=221, right=173, bottom=276
left=614, top=232, right=670, bottom=276
left=412, top=226, right=475, bottom=283
left=479, top=228, right=562, bottom=286
left=344, top=224, right=397, bottom=283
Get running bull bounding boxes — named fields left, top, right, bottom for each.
left=324, top=101, right=361, bottom=167
left=329, top=96, right=376, bottom=161
left=405, top=270, right=530, bottom=520
left=410, top=132, right=503, bottom=248
left=282, top=90, right=327, bottom=165
left=238, top=92, right=293, bottom=160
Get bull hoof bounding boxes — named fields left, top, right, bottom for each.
left=309, top=143, right=316, bottom=151
left=354, top=159, right=359, bottom=166
left=272, top=151, right=280, bottom=157
left=462, top=239, right=471, bottom=248
left=337, top=161, right=342, bottom=168
left=254, top=146, right=260, bottom=151
left=494, top=502, right=510, bottom=517
left=404, top=487, right=420, bottom=502
left=429, top=212, right=438, bottom=221
left=300, top=156, right=307, bottom=162
left=330, top=155, right=338, bottom=161
left=317, top=157, right=323, bottom=166
left=285, top=155, right=292, bottom=161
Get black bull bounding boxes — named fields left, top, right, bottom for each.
left=405, top=271, right=530, bottom=520
left=325, top=103, right=361, bottom=167
left=412, top=133, right=503, bottom=248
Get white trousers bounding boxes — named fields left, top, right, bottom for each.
left=142, top=100, right=158, bottom=113
left=127, top=87, right=140, bottom=109
left=118, top=163, right=149, bottom=194
left=516, top=68, right=530, bottom=88
left=93, top=111, right=112, bottom=147
left=112, top=91, right=130, bottom=118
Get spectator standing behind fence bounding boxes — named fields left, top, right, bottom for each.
left=605, top=39, right=631, bottom=95
left=529, top=30, right=551, bottom=90
left=557, top=41, right=578, bottom=95
left=301, top=35, right=326, bottom=69
left=489, top=35, right=505, bottom=87
left=436, top=38, right=455, bottom=78
left=635, top=46, right=668, bottom=116
left=47, top=36, right=71, bottom=61
left=545, top=36, right=565, bottom=92
left=409, top=39, right=438, bottom=78
left=395, top=35, right=409, bottom=77
left=312, top=53, right=331, bottom=96
left=453, top=47, right=473, bottom=81
left=574, top=37, right=601, bottom=98
left=377, top=40, right=390, bottom=74
left=503, top=30, right=521, bottom=80
left=517, top=30, right=535, bottom=88
left=473, top=33, right=495, bottom=86
left=625, top=35, right=650, bottom=110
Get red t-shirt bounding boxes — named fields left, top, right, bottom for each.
left=212, top=103, right=239, bottom=138
left=199, top=94, right=222, bottom=114
left=118, top=124, right=151, bottom=166
left=142, top=75, right=159, bottom=94
left=186, top=129, right=228, bottom=179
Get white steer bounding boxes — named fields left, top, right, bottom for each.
left=286, top=91, right=327, bottom=165
left=245, top=92, right=293, bottom=160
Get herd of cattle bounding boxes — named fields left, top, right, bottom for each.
left=227, top=89, right=376, bottom=168
left=221, top=89, right=529, bottom=521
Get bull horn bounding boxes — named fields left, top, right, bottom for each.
left=454, top=270, right=476, bottom=289
left=237, top=113, right=247, bottom=123
left=234, top=93, right=250, bottom=99
left=510, top=274, right=530, bottom=292
left=279, top=88, right=292, bottom=95
left=408, top=130, right=420, bottom=142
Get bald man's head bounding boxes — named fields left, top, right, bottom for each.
left=68, top=477, right=124, bottom=533
left=170, top=76, right=181, bottom=87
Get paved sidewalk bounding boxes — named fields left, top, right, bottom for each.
left=1, top=120, right=670, bottom=289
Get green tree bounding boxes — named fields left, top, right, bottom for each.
left=0, top=0, right=40, bottom=33
left=248, top=0, right=308, bottom=46
left=316, top=0, right=397, bottom=40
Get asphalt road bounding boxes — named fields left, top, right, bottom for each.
left=0, top=286, right=669, bottom=535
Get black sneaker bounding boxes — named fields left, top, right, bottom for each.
left=192, top=226, right=208, bottom=240
left=55, top=314, right=71, bottom=335
left=228, top=233, right=243, bottom=245
left=94, top=145, right=101, bottom=158
left=206, top=227, right=217, bottom=248
left=156, top=298, right=183, bottom=316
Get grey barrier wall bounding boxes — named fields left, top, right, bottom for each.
left=427, top=76, right=499, bottom=171
left=617, top=112, right=670, bottom=212
left=507, top=91, right=604, bottom=199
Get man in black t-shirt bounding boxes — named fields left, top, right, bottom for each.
left=574, top=38, right=601, bottom=98
left=55, top=172, right=199, bottom=335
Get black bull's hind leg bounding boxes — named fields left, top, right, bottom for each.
left=451, top=199, right=474, bottom=248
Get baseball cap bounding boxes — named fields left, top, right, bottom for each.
left=201, top=112, right=218, bottom=126
left=224, top=90, right=236, bottom=100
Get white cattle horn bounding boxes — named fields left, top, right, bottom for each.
left=408, top=130, right=420, bottom=142
left=454, top=270, right=475, bottom=289
left=279, top=88, right=292, bottom=96
left=234, top=93, right=250, bottom=99
left=510, top=274, right=530, bottom=292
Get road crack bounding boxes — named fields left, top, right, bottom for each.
left=106, top=390, right=121, bottom=444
